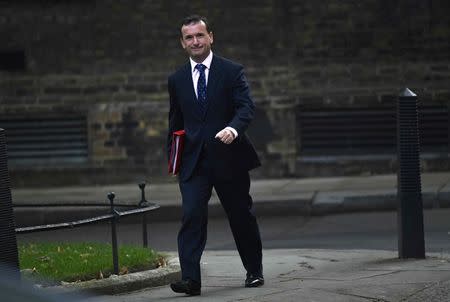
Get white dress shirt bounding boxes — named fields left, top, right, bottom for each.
left=190, top=51, right=213, bottom=98
left=189, top=51, right=238, bottom=138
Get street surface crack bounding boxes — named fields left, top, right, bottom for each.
left=399, top=282, right=442, bottom=301
left=278, top=269, right=297, bottom=277
left=354, top=270, right=401, bottom=280
left=279, top=270, right=400, bottom=282
left=299, top=261, right=315, bottom=269
left=302, top=254, right=340, bottom=262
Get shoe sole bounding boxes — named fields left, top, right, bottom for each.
left=245, top=280, right=264, bottom=288
left=185, top=289, right=201, bottom=296
left=170, top=284, right=201, bottom=296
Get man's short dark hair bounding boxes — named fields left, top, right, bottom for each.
left=181, top=15, right=211, bottom=33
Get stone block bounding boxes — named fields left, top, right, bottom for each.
left=377, top=65, right=400, bottom=75
left=324, top=64, right=349, bottom=77
left=124, top=84, right=158, bottom=94
left=44, top=87, right=82, bottom=95
left=112, top=93, right=137, bottom=102
left=101, top=74, right=127, bottom=84
left=1, top=97, right=28, bottom=105
left=299, top=96, right=324, bottom=106
left=6, top=78, right=35, bottom=87
left=83, top=85, right=120, bottom=94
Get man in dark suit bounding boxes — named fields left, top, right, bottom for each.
left=167, top=15, right=263, bottom=296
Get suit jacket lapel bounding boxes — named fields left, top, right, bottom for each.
left=204, top=55, right=223, bottom=119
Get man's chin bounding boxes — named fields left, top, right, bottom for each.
left=190, top=52, right=208, bottom=62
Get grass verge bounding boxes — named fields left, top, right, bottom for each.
left=19, top=242, right=164, bottom=285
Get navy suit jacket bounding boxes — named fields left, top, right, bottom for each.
left=167, top=54, right=261, bottom=182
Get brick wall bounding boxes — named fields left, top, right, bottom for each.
left=1, top=0, right=449, bottom=186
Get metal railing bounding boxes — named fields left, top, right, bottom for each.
left=15, top=182, right=160, bottom=275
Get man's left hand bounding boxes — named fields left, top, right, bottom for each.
left=215, top=128, right=235, bottom=144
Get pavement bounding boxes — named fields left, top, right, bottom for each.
left=11, top=171, right=450, bottom=226
left=82, top=249, right=450, bottom=302
left=10, top=171, right=450, bottom=301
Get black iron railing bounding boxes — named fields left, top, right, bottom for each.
left=15, top=184, right=160, bottom=275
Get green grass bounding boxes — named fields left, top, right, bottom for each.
left=19, top=242, right=164, bottom=285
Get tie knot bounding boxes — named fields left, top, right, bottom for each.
left=195, top=64, right=206, bottom=73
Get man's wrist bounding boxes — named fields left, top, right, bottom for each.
left=225, top=127, right=238, bottom=138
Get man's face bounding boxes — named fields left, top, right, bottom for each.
left=180, top=21, right=213, bottom=63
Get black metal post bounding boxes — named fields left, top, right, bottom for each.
left=0, top=129, right=20, bottom=280
left=107, top=192, right=120, bottom=274
left=138, top=182, right=149, bottom=248
left=397, top=88, right=425, bottom=259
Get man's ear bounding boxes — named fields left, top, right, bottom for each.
left=209, top=32, right=214, bottom=44
left=180, top=37, right=186, bottom=49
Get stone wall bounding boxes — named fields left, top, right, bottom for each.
left=0, top=0, right=449, bottom=186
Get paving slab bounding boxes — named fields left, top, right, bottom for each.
left=80, top=249, right=450, bottom=302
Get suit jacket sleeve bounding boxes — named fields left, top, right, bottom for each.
left=167, top=75, right=184, bottom=161
left=228, top=65, right=255, bottom=136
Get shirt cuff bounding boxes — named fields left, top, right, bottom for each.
left=225, top=127, right=238, bottom=138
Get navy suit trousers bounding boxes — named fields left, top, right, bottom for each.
left=177, top=146, right=263, bottom=283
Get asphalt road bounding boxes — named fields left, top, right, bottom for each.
left=17, top=209, right=450, bottom=254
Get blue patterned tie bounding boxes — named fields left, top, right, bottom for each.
left=195, top=64, right=207, bottom=109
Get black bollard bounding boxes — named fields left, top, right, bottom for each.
left=107, top=192, right=120, bottom=274
left=396, top=88, right=425, bottom=259
left=0, top=129, right=20, bottom=280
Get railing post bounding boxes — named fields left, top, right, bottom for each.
left=107, top=192, right=120, bottom=274
left=397, top=88, right=425, bottom=259
left=138, top=182, right=149, bottom=248
left=0, top=128, right=20, bottom=280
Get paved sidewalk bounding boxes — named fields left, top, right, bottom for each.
left=12, top=173, right=450, bottom=301
left=83, top=248, right=450, bottom=302
left=11, top=172, right=450, bottom=226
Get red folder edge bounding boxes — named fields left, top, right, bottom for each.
left=168, top=130, right=185, bottom=175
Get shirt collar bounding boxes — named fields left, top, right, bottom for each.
left=190, top=51, right=213, bottom=73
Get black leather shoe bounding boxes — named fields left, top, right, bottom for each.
left=170, top=279, right=201, bottom=296
left=245, top=274, right=264, bottom=287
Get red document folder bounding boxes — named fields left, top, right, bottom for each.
left=168, top=130, right=185, bottom=175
